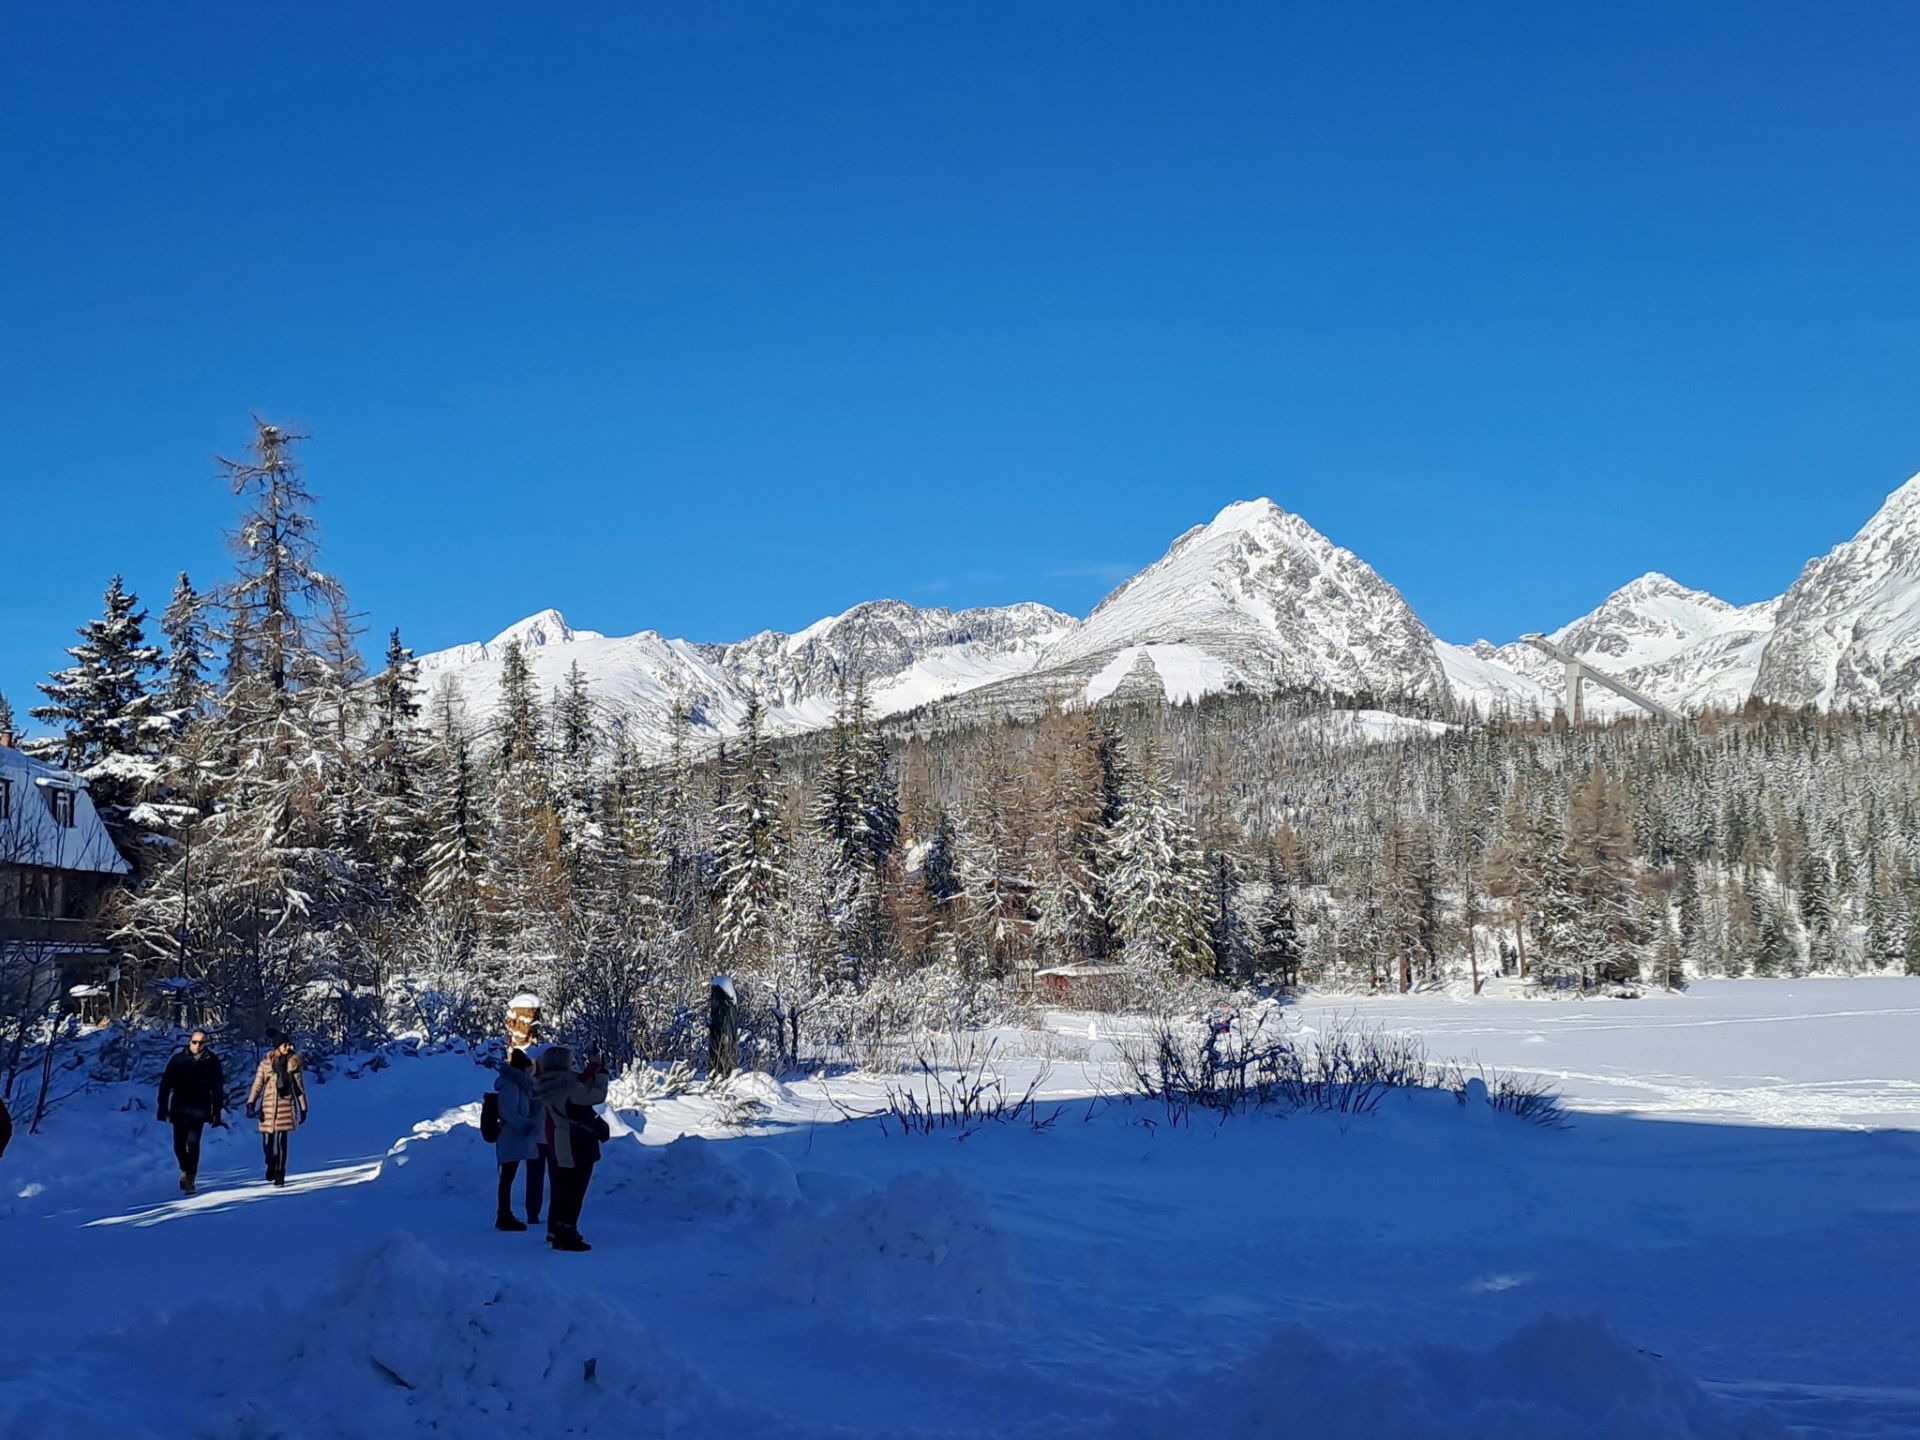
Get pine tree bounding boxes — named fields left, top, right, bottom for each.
left=713, top=696, right=785, bottom=971
left=367, top=629, right=430, bottom=889
left=218, top=421, right=341, bottom=705
left=955, top=727, right=1034, bottom=974
left=1026, top=705, right=1104, bottom=966
left=1100, top=734, right=1211, bottom=974
left=29, top=575, right=161, bottom=763
left=551, top=660, right=601, bottom=864
left=492, top=640, right=543, bottom=775
left=1204, top=849, right=1252, bottom=978
left=419, top=679, right=485, bottom=906
left=1752, top=892, right=1793, bottom=977
left=29, top=575, right=166, bottom=806
left=160, top=572, right=213, bottom=726
left=120, top=422, right=366, bottom=1035
left=1247, top=848, right=1304, bottom=986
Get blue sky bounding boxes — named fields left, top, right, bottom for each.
left=3, top=3, right=1917, bottom=707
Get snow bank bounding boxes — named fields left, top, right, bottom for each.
left=1107, top=1312, right=1790, bottom=1440
left=762, top=1170, right=1026, bottom=1325
left=372, top=1103, right=487, bottom=1199
left=5, top=1234, right=774, bottom=1440
left=375, top=1113, right=798, bottom=1221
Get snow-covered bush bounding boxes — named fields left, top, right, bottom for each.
left=1117, top=1009, right=1561, bottom=1125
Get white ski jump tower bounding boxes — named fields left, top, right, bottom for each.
left=1518, top=633, right=1683, bottom=724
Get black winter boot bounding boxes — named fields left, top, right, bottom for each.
left=496, top=1211, right=528, bottom=1232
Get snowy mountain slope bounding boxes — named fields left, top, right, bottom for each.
left=414, top=472, right=1920, bottom=744
left=1434, top=638, right=1559, bottom=715
left=1032, top=498, right=1450, bottom=704
left=415, top=599, right=1076, bottom=751
left=1461, top=575, right=1780, bottom=717
left=1752, top=472, right=1920, bottom=709
left=716, top=599, right=1076, bottom=726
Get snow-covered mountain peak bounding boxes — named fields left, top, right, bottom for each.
left=487, top=608, right=595, bottom=652
left=1601, top=572, right=1736, bottom=613
left=415, top=471, right=1920, bottom=746
left=1547, top=574, right=1741, bottom=660
left=1047, top=497, right=1448, bottom=701
left=1752, top=469, right=1920, bottom=709
left=1847, top=470, right=1920, bottom=557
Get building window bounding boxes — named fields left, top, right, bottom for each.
left=51, top=788, right=75, bottom=828
left=0, top=776, right=10, bottom=820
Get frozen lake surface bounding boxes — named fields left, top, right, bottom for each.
left=3, top=979, right=1917, bottom=1439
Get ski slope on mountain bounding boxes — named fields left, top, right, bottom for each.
left=4, top=980, right=1918, bottom=1439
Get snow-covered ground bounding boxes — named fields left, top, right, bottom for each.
left=3, top=979, right=1917, bottom=1439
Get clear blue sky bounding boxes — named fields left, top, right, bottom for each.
left=4, top=2, right=1917, bottom=707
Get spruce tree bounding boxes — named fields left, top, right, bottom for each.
left=29, top=575, right=165, bottom=776
left=1100, top=734, right=1211, bottom=974
left=713, top=696, right=785, bottom=971
left=28, top=575, right=167, bottom=851
left=1248, top=848, right=1304, bottom=986
left=367, top=629, right=430, bottom=889
left=160, top=571, right=213, bottom=726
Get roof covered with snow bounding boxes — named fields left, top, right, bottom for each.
left=0, top=745, right=130, bottom=875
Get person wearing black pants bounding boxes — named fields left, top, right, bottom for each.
left=157, top=1030, right=226, bottom=1195
left=532, top=1046, right=608, bottom=1252
left=247, top=1036, right=308, bottom=1187
left=492, top=1049, right=546, bottom=1230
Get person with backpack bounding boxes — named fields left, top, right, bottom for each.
left=486, top=1048, right=546, bottom=1232
left=246, top=1035, right=308, bottom=1187
left=532, top=1045, right=609, bottom=1252
left=157, top=1028, right=226, bottom=1194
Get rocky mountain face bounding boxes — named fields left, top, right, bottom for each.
left=1752, top=473, right=1920, bottom=710
left=414, top=599, right=1076, bottom=751
left=1033, top=499, right=1450, bottom=703
left=1453, top=575, right=1780, bottom=719
left=414, top=472, right=1920, bottom=749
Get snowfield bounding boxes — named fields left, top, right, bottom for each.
left=3, top=979, right=1917, bottom=1439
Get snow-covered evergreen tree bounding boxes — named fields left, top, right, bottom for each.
left=160, top=571, right=213, bottom=728
left=28, top=575, right=167, bottom=845
left=713, top=696, right=785, bottom=971
left=1100, top=734, right=1211, bottom=974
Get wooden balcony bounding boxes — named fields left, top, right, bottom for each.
left=0, top=915, right=112, bottom=952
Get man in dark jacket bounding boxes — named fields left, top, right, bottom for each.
left=157, top=1030, right=225, bottom=1194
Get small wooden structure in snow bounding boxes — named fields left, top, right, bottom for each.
left=1031, top=964, right=1129, bottom=1009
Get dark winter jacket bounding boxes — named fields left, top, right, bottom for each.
left=158, top=1049, right=226, bottom=1125
left=247, top=1054, right=308, bottom=1133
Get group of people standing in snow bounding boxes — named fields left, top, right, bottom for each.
left=155, top=1028, right=309, bottom=1193
left=490, top=1045, right=609, bottom=1252
left=143, top=1028, right=610, bottom=1252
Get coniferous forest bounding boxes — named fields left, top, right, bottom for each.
left=7, top=423, right=1920, bottom=1072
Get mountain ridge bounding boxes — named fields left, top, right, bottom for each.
left=415, top=474, right=1920, bottom=749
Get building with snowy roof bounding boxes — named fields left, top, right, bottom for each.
left=0, top=740, right=131, bottom=1016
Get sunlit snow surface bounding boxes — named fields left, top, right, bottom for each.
left=3, top=979, right=1917, bottom=1439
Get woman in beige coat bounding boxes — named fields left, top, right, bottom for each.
left=247, top=1037, right=308, bottom=1187
left=532, top=1045, right=609, bottom=1251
